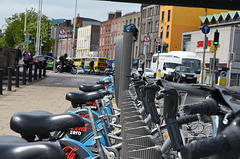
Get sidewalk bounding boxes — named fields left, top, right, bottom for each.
left=0, top=76, right=79, bottom=136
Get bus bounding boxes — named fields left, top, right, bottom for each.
left=167, top=51, right=202, bottom=79
left=73, top=57, right=85, bottom=68
left=84, top=57, right=108, bottom=74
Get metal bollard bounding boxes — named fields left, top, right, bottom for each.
left=34, top=62, right=38, bottom=80
left=15, top=66, right=20, bottom=87
left=43, top=60, right=46, bottom=76
left=28, top=62, right=33, bottom=82
left=39, top=61, right=42, bottom=78
left=8, top=67, right=13, bottom=91
left=22, top=64, right=27, bottom=85
left=0, top=69, right=3, bottom=95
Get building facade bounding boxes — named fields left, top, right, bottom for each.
left=99, top=11, right=121, bottom=60
left=140, top=4, right=160, bottom=68
left=51, top=15, right=100, bottom=59
left=182, top=11, right=240, bottom=86
left=158, top=6, right=231, bottom=53
left=76, top=25, right=100, bottom=57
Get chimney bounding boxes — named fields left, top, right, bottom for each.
left=115, top=10, right=122, bottom=18
left=108, top=12, right=115, bottom=20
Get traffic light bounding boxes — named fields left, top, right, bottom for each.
left=22, top=34, right=26, bottom=42
left=48, top=27, right=51, bottom=37
left=133, top=27, right=138, bottom=42
left=156, top=45, right=161, bottom=53
left=213, top=30, right=219, bottom=45
left=29, top=34, right=32, bottom=43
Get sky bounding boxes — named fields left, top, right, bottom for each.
left=0, top=0, right=141, bottom=31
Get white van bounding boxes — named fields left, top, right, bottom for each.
left=151, top=53, right=182, bottom=80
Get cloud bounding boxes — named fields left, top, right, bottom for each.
left=0, top=0, right=140, bottom=30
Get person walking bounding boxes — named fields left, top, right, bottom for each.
left=22, top=47, right=33, bottom=71
left=14, top=45, right=22, bottom=67
left=89, top=60, right=95, bottom=74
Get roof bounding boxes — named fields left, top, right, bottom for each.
left=200, top=10, right=240, bottom=24
left=82, top=17, right=101, bottom=23
left=50, top=19, right=66, bottom=25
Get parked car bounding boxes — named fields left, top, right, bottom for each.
left=76, top=67, right=85, bottom=74
left=143, top=68, right=156, bottom=78
left=172, top=66, right=197, bottom=83
left=33, top=55, right=54, bottom=69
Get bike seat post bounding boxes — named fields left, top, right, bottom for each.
left=86, top=106, right=106, bottom=159
left=96, top=99, right=112, bottom=147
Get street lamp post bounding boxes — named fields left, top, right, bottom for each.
left=71, top=0, right=77, bottom=58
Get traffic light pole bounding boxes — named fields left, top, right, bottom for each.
left=201, top=35, right=208, bottom=85
left=211, top=45, right=217, bottom=88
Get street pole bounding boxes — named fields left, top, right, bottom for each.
left=24, top=8, right=27, bottom=50
left=201, top=35, right=208, bottom=85
left=211, top=45, right=217, bottom=87
left=228, top=25, right=235, bottom=87
left=72, top=0, right=77, bottom=58
left=143, top=45, right=147, bottom=72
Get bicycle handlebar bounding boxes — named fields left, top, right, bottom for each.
left=183, top=98, right=219, bottom=115
left=181, top=117, right=240, bottom=159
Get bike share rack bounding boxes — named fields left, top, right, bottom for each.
left=120, top=90, right=162, bottom=159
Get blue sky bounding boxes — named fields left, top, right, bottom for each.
left=0, top=0, right=140, bottom=31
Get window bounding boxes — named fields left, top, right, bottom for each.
left=106, top=25, right=108, bottom=33
left=103, top=26, right=105, bottom=34
left=160, top=27, right=163, bottom=38
left=126, top=20, right=128, bottom=25
left=142, top=9, right=146, bottom=18
left=147, top=22, right=153, bottom=33
left=168, top=10, right=171, bottom=22
left=155, top=21, right=159, bottom=32
left=156, top=6, right=160, bottom=15
left=161, top=11, right=165, bottom=22
left=100, top=27, right=102, bottom=34
left=130, top=19, right=132, bottom=24
left=134, top=18, right=136, bottom=25
left=142, top=23, right=146, bottom=34
left=138, top=17, right=140, bottom=27
left=118, top=22, right=120, bottom=31
left=182, top=35, right=191, bottom=51
left=108, top=24, right=111, bottom=32
left=166, top=25, right=170, bottom=38
left=112, top=24, right=114, bottom=32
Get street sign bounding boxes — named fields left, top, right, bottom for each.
left=144, top=36, right=150, bottom=42
left=124, top=25, right=134, bottom=32
left=202, top=25, right=210, bottom=34
left=59, top=28, right=66, bottom=38
left=221, top=71, right=227, bottom=78
left=155, top=37, right=162, bottom=43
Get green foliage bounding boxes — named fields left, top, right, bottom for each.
left=0, top=8, right=53, bottom=55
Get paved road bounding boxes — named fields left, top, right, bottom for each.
left=0, top=71, right=103, bottom=136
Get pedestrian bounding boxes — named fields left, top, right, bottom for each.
left=141, top=61, right=145, bottom=73
left=22, top=47, right=33, bottom=71
left=89, top=60, right=95, bottom=74
left=14, top=45, right=22, bottom=67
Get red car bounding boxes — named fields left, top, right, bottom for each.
left=33, top=55, right=54, bottom=69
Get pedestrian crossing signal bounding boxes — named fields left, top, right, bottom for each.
left=29, top=34, right=32, bottom=43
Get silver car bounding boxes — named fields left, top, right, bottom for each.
left=143, top=68, right=156, bottom=78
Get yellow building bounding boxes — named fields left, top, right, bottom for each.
left=158, top=6, right=232, bottom=52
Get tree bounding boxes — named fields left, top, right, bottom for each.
left=0, top=8, right=53, bottom=55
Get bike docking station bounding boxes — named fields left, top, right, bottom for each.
left=114, top=24, right=162, bottom=159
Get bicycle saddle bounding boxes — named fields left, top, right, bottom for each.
left=10, top=111, right=85, bottom=141
left=66, top=91, right=104, bottom=108
left=79, top=84, right=105, bottom=92
left=97, top=80, right=112, bottom=85
left=0, top=136, right=27, bottom=143
left=0, top=142, right=65, bottom=159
